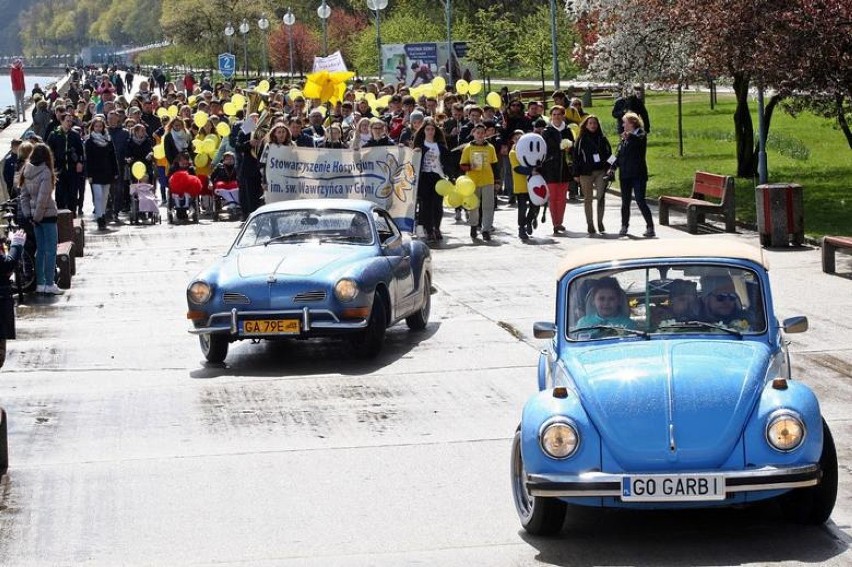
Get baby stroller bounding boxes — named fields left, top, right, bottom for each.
left=167, top=170, right=201, bottom=224
left=212, top=181, right=242, bottom=222
left=129, top=182, right=162, bottom=225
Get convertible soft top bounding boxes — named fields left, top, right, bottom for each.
left=557, top=238, right=768, bottom=278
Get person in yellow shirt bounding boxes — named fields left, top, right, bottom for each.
left=459, top=123, right=498, bottom=241
left=508, top=130, right=539, bottom=241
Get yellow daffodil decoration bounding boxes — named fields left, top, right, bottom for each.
left=303, top=70, right=355, bottom=104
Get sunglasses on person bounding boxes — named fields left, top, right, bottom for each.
left=712, top=293, right=738, bottom=302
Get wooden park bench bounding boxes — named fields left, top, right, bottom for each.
left=821, top=235, right=852, bottom=274
left=659, top=171, right=736, bottom=234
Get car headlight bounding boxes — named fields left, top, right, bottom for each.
left=188, top=281, right=212, bottom=304
left=334, top=279, right=359, bottom=302
left=766, top=411, right=805, bottom=452
left=539, top=417, right=580, bottom=459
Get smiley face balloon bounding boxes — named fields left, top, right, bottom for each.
left=515, top=133, right=547, bottom=170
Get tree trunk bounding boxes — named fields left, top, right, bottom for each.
left=753, top=93, right=782, bottom=172
left=836, top=92, right=852, bottom=150
left=732, top=72, right=755, bottom=177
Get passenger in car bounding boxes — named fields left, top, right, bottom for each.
left=700, top=275, right=752, bottom=328
left=668, top=279, right=700, bottom=321
left=576, top=277, right=635, bottom=330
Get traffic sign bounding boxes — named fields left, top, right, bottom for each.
left=218, top=53, right=236, bottom=79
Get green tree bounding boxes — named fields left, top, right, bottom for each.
left=516, top=5, right=577, bottom=85
left=465, top=6, right=516, bottom=81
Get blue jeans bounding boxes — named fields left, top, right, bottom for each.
left=34, top=221, right=58, bottom=287
left=620, top=176, right=654, bottom=229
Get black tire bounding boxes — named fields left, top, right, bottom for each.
left=405, top=273, right=431, bottom=330
left=199, top=333, right=228, bottom=363
left=351, top=294, right=387, bottom=358
left=0, top=407, right=8, bottom=476
left=780, top=419, right=838, bottom=524
left=511, top=428, right=567, bottom=536
left=14, top=248, right=36, bottom=299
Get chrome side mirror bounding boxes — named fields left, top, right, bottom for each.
left=782, top=316, right=808, bottom=334
left=533, top=322, right=556, bottom=339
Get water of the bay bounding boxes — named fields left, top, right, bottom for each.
left=0, top=74, right=62, bottom=109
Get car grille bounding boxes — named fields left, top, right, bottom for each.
left=222, top=292, right=251, bottom=305
left=294, top=290, right=326, bottom=302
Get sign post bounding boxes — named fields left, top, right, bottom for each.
left=218, top=53, right=236, bottom=80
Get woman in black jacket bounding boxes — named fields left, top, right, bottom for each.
left=125, top=123, right=155, bottom=187
left=0, top=229, right=26, bottom=367
left=85, top=116, right=119, bottom=230
left=362, top=120, right=394, bottom=147
left=540, top=105, right=574, bottom=233
left=608, top=112, right=654, bottom=237
left=412, top=117, right=452, bottom=242
left=572, top=115, right=613, bottom=234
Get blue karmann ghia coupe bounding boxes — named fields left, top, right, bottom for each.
left=186, top=199, right=432, bottom=362
left=512, top=239, right=836, bottom=535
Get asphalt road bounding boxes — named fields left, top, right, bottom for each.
left=0, top=197, right=850, bottom=566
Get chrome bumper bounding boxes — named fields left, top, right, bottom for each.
left=188, top=307, right=368, bottom=335
left=527, top=464, right=821, bottom=497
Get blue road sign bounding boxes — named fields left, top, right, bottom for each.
left=218, top=53, right=236, bottom=79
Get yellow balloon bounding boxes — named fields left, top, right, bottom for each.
left=435, top=179, right=454, bottom=196
left=216, top=122, right=231, bottom=137
left=153, top=144, right=166, bottom=160
left=432, top=76, right=446, bottom=93
left=193, top=111, right=209, bottom=129
left=455, top=175, right=476, bottom=196
left=223, top=102, right=237, bottom=116
left=167, top=105, right=178, bottom=118
left=188, top=95, right=197, bottom=106
left=288, top=88, right=303, bottom=101
left=131, top=161, right=146, bottom=180
left=486, top=92, right=502, bottom=109
left=231, top=93, right=246, bottom=109
left=257, top=80, right=270, bottom=94
left=455, top=79, right=469, bottom=95
left=468, top=80, right=483, bottom=95
left=443, top=195, right=451, bottom=208
left=202, top=139, right=216, bottom=154
left=315, top=105, right=327, bottom=117
left=156, top=107, right=168, bottom=118
left=462, top=193, right=480, bottom=211
left=365, top=92, right=376, bottom=104
left=447, top=192, right=464, bottom=208
left=194, top=153, right=209, bottom=168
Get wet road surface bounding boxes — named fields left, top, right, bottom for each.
left=0, top=203, right=850, bottom=565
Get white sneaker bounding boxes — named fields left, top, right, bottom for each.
left=35, top=284, right=45, bottom=294
left=43, top=284, right=65, bottom=295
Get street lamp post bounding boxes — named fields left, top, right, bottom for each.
left=239, top=18, right=250, bottom=81
left=548, top=0, right=560, bottom=90
left=258, top=14, right=270, bottom=77
left=283, top=9, right=296, bottom=78
left=317, top=1, right=331, bottom=57
left=437, top=0, right=452, bottom=86
left=224, top=22, right=235, bottom=55
left=366, top=0, right=388, bottom=81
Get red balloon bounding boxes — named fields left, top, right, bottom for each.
left=169, top=170, right=203, bottom=197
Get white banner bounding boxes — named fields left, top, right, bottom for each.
left=264, top=146, right=421, bottom=233
left=312, top=51, right=348, bottom=72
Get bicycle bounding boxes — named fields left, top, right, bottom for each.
left=1, top=198, right=37, bottom=302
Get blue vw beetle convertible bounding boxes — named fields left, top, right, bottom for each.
left=186, top=199, right=432, bottom=362
left=512, top=239, right=837, bottom=535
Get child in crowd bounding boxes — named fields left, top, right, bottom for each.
left=459, top=123, right=498, bottom=241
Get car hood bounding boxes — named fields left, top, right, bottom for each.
left=563, top=340, right=771, bottom=470
left=232, top=243, right=373, bottom=278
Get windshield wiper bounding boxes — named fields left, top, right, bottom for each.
left=570, top=325, right=649, bottom=339
left=657, top=320, right=743, bottom=338
left=264, top=231, right=317, bottom=246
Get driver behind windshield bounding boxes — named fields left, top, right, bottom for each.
left=700, top=275, right=752, bottom=328
left=576, top=277, right=636, bottom=330
left=667, top=279, right=699, bottom=322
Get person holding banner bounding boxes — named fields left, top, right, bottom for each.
left=363, top=120, right=394, bottom=147
left=349, top=118, right=373, bottom=151
left=412, top=118, right=452, bottom=243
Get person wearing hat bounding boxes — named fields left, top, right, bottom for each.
left=304, top=109, right=326, bottom=147
left=699, top=275, right=752, bottom=328
left=9, top=59, right=26, bottom=123
left=658, top=279, right=700, bottom=324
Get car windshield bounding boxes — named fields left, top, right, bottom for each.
left=234, top=209, right=374, bottom=248
left=567, top=264, right=766, bottom=341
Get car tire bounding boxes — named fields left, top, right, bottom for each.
left=780, top=419, right=837, bottom=525
left=200, top=333, right=228, bottom=364
left=511, top=427, right=566, bottom=536
left=351, top=294, right=386, bottom=358
left=0, top=407, right=8, bottom=476
left=405, top=274, right=431, bottom=331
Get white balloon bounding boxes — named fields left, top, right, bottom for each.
left=515, top=133, right=547, bottom=169
left=527, top=174, right=549, bottom=206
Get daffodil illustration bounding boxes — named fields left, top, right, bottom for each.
left=376, top=154, right=416, bottom=202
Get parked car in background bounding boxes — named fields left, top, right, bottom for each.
left=186, top=199, right=432, bottom=363
left=512, top=239, right=837, bottom=535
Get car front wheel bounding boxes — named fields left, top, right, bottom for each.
left=780, top=419, right=837, bottom=524
left=200, top=333, right=229, bottom=363
left=351, top=295, right=386, bottom=358
left=511, top=427, right=566, bottom=536
left=405, top=274, right=431, bottom=331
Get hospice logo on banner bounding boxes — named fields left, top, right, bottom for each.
left=264, top=146, right=421, bottom=232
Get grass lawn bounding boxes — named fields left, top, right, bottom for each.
left=585, top=91, right=852, bottom=237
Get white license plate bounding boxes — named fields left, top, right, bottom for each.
left=621, top=474, right=725, bottom=502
